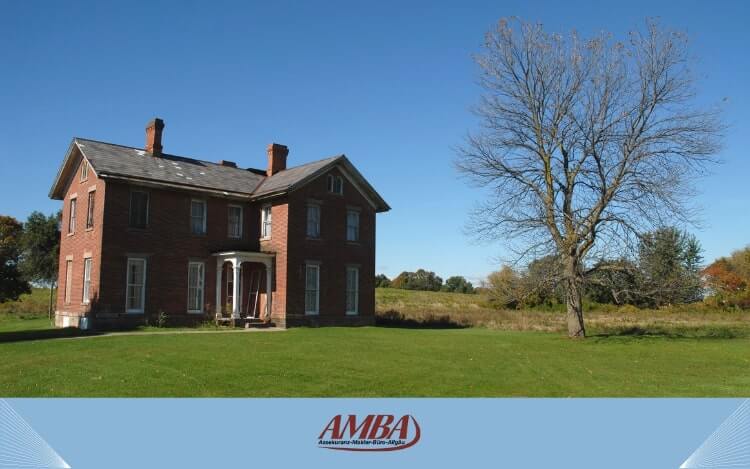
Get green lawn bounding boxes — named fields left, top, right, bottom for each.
left=0, top=325, right=748, bottom=397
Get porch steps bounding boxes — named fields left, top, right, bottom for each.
left=243, top=318, right=275, bottom=329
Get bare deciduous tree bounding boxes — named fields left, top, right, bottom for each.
left=457, top=18, right=724, bottom=337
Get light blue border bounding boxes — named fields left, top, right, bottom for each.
left=5, top=399, right=745, bottom=469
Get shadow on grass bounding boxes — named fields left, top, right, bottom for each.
left=591, top=326, right=747, bottom=340
left=375, top=310, right=468, bottom=329
left=0, top=327, right=107, bottom=343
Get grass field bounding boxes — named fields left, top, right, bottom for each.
left=0, top=288, right=748, bottom=397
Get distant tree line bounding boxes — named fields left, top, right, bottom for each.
left=376, top=270, right=475, bottom=294
left=0, top=211, right=61, bottom=317
left=484, top=227, right=707, bottom=309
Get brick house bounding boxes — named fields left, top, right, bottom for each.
left=48, top=118, right=389, bottom=329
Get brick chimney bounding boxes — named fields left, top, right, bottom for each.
left=145, top=118, right=165, bottom=156
left=267, top=143, right=289, bottom=176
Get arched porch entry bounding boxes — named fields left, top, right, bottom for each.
left=213, top=251, right=274, bottom=320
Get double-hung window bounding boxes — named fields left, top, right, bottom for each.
left=68, top=198, right=77, bottom=234
left=306, top=204, right=321, bottom=238
left=346, top=267, right=359, bottom=315
left=64, top=260, right=73, bottom=304
left=190, top=199, right=207, bottom=234
left=129, top=191, right=149, bottom=228
left=126, top=258, right=146, bottom=313
left=86, top=191, right=95, bottom=229
left=82, top=258, right=92, bottom=304
left=187, top=262, right=205, bottom=313
left=228, top=205, right=243, bottom=239
left=305, top=264, right=320, bottom=315
left=261, top=205, right=272, bottom=239
left=346, top=210, right=359, bottom=242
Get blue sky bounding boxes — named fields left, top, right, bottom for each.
left=1, top=0, right=748, bottom=283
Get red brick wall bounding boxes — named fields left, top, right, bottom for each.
left=97, top=180, right=261, bottom=324
left=260, top=201, right=289, bottom=322
left=283, top=167, right=376, bottom=327
left=55, top=149, right=105, bottom=327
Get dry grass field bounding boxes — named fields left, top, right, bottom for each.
left=375, top=288, right=750, bottom=338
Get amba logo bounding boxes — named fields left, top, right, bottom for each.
left=318, top=414, right=421, bottom=452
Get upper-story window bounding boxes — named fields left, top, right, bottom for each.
left=261, top=205, right=272, bottom=239
left=306, top=204, right=321, bottom=238
left=346, top=209, right=359, bottom=242
left=227, top=205, right=243, bottom=239
left=129, top=190, right=149, bottom=228
left=68, top=198, right=77, bottom=234
left=80, top=161, right=89, bottom=182
left=327, top=174, right=343, bottom=195
left=86, top=191, right=95, bottom=229
left=190, top=199, right=207, bottom=235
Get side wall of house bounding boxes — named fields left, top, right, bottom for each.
left=55, top=151, right=106, bottom=327
left=95, top=180, right=260, bottom=328
left=259, top=200, right=289, bottom=325
left=283, top=167, right=377, bottom=327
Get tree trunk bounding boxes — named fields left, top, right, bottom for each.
left=564, top=259, right=586, bottom=338
left=48, top=283, right=54, bottom=321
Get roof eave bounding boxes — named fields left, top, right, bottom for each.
left=48, top=139, right=80, bottom=200
left=98, top=173, right=254, bottom=199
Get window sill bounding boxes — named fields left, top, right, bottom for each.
left=85, top=227, right=94, bottom=232
left=305, top=312, right=320, bottom=316
left=260, top=236, right=272, bottom=241
left=127, top=226, right=150, bottom=232
left=228, top=236, right=243, bottom=240
left=346, top=240, right=361, bottom=246
left=346, top=312, right=358, bottom=316
left=187, top=310, right=203, bottom=315
left=67, top=232, right=75, bottom=237
left=125, top=311, right=144, bottom=315
left=305, top=237, right=323, bottom=242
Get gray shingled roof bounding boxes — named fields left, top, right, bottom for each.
left=253, top=155, right=342, bottom=197
left=76, top=138, right=266, bottom=195
left=50, top=138, right=390, bottom=211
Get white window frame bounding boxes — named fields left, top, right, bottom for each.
left=261, top=205, right=272, bottom=239
left=187, top=261, right=205, bottom=314
left=80, top=161, right=89, bottom=182
left=306, top=204, right=321, bottom=238
left=64, top=260, right=73, bottom=304
left=227, top=204, right=243, bottom=239
left=68, top=198, right=77, bottom=234
left=82, top=257, right=92, bottom=304
left=190, top=199, right=207, bottom=235
left=125, top=258, right=147, bottom=314
left=304, top=263, right=320, bottom=315
left=346, top=210, right=360, bottom=242
left=346, top=266, right=359, bottom=315
left=129, top=190, right=150, bottom=228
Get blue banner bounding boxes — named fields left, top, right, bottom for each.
left=2, top=398, right=748, bottom=468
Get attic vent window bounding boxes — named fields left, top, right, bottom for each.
left=80, top=161, right=89, bottom=181
left=327, top=174, right=343, bottom=195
